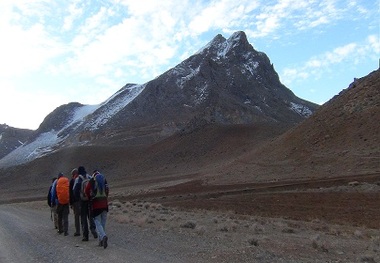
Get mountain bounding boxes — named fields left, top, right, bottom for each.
left=0, top=31, right=317, bottom=169
left=0, top=124, right=33, bottom=159
left=214, top=69, right=380, bottom=184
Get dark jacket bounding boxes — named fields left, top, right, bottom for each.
left=69, top=177, right=76, bottom=205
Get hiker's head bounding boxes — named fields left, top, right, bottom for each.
left=71, top=168, right=78, bottom=177
left=57, top=172, right=63, bottom=178
left=78, top=166, right=86, bottom=175
left=93, top=170, right=100, bottom=177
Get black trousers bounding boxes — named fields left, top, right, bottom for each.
left=80, top=201, right=96, bottom=238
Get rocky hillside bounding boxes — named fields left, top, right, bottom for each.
left=214, top=69, right=380, bottom=183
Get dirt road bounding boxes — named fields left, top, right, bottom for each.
left=0, top=203, right=202, bottom=263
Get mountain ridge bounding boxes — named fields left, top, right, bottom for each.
left=0, top=31, right=318, bottom=168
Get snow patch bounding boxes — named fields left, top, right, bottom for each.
left=85, top=84, right=145, bottom=130
left=243, top=60, right=259, bottom=76
left=175, top=66, right=200, bottom=89
left=290, top=102, right=313, bottom=117
left=0, top=130, right=63, bottom=167
left=193, top=85, right=209, bottom=105
left=254, top=106, right=263, bottom=112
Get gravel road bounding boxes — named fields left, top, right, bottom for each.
left=0, top=202, right=260, bottom=263
left=0, top=203, right=205, bottom=263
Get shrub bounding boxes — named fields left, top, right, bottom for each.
left=181, top=221, right=197, bottom=229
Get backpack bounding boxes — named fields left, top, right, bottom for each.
left=56, top=177, right=70, bottom=205
left=80, top=176, right=90, bottom=201
left=93, top=174, right=107, bottom=199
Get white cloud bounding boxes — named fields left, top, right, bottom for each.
left=188, top=0, right=259, bottom=35
left=0, top=0, right=378, bottom=129
left=281, top=35, right=380, bottom=85
left=62, top=0, right=84, bottom=31
left=0, top=82, right=65, bottom=129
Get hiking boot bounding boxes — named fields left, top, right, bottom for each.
left=98, top=240, right=103, bottom=247
left=57, top=230, right=63, bottom=234
left=103, top=236, right=108, bottom=249
left=64, top=232, right=69, bottom=236
left=82, top=237, right=89, bottom=241
left=91, top=230, right=98, bottom=239
left=74, top=232, right=80, bottom=236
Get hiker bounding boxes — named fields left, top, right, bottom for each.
left=73, top=166, right=97, bottom=241
left=70, top=168, right=81, bottom=236
left=47, top=177, right=58, bottom=229
left=85, top=170, right=109, bottom=248
left=51, top=172, right=70, bottom=236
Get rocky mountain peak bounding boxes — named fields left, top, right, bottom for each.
left=0, top=31, right=319, bottom=168
left=198, top=30, right=252, bottom=59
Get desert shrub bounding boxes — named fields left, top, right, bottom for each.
left=157, top=216, right=167, bottom=222
left=247, top=237, right=259, bottom=246
left=135, top=216, right=148, bottom=227
left=354, top=230, right=364, bottom=239
left=195, top=226, right=206, bottom=235
left=150, top=203, right=163, bottom=210
left=110, top=200, right=122, bottom=208
left=124, top=201, right=133, bottom=208
left=311, top=235, right=328, bottom=252
left=219, top=225, right=229, bottom=232
left=282, top=228, right=296, bottom=234
left=251, top=223, right=264, bottom=234
left=113, top=214, right=130, bottom=224
left=360, top=255, right=376, bottom=263
left=180, top=221, right=197, bottom=229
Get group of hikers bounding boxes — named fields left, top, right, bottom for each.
left=47, top=166, right=109, bottom=249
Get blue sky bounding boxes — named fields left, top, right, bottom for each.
left=0, top=0, right=379, bottom=130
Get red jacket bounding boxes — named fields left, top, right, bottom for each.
left=85, top=175, right=109, bottom=217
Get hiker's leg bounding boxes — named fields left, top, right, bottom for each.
left=74, top=201, right=81, bottom=234
left=80, top=201, right=89, bottom=238
left=51, top=206, right=58, bottom=229
left=63, top=204, right=69, bottom=234
left=94, top=213, right=106, bottom=241
left=57, top=205, right=63, bottom=233
left=101, top=210, right=107, bottom=231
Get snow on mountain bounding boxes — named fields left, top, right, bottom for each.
left=0, top=130, right=63, bottom=167
left=289, top=102, right=313, bottom=117
left=175, top=66, right=200, bottom=89
left=85, top=84, right=145, bottom=131
left=0, top=84, right=145, bottom=167
left=0, top=104, right=98, bottom=167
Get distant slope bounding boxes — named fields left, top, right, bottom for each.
left=214, top=69, right=380, bottom=184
